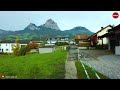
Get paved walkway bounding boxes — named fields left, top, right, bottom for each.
left=65, top=61, right=77, bottom=79
left=65, top=45, right=78, bottom=79
left=68, top=45, right=78, bottom=61
left=79, top=50, right=120, bottom=79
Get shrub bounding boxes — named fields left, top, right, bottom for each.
left=18, top=46, right=29, bottom=56
left=55, top=42, right=69, bottom=46
left=18, top=42, right=39, bottom=56
left=78, top=42, right=91, bottom=47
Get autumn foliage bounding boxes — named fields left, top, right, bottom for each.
left=16, top=42, right=39, bottom=56
left=27, top=42, right=39, bottom=51
left=12, top=38, right=40, bottom=56
left=19, top=42, right=39, bottom=56
left=12, top=38, right=20, bottom=56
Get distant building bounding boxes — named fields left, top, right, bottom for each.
left=75, top=34, right=88, bottom=44
left=0, top=40, right=30, bottom=53
left=31, top=41, right=44, bottom=46
left=75, top=34, right=91, bottom=49
left=46, top=36, right=69, bottom=44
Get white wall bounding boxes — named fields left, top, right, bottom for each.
left=115, top=46, right=120, bottom=55
left=47, top=40, right=69, bottom=44
left=97, top=38, right=108, bottom=45
left=47, top=41, right=56, bottom=44
left=0, top=43, right=16, bottom=53
left=0, top=43, right=27, bottom=53
left=39, top=48, right=55, bottom=53
left=57, top=41, right=69, bottom=43
left=97, top=26, right=112, bottom=45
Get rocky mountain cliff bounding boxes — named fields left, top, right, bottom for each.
left=0, top=19, right=94, bottom=40
left=25, top=23, right=38, bottom=30
left=24, top=19, right=60, bottom=31
left=42, top=19, right=60, bottom=30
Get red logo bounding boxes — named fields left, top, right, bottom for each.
left=112, top=12, right=119, bottom=19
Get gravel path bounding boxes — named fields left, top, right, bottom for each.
left=65, top=61, right=77, bottom=79
left=79, top=50, right=120, bottom=79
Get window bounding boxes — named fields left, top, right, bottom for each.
left=6, top=44, right=7, bottom=46
left=0, top=48, right=1, bottom=51
left=21, top=45, right=26, bottom=48
left=6, top=49, right=9, bottom=51
left=0, top=44, right=1, bottom=46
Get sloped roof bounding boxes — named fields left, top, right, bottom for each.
left=75, top=34, right=88, bottom=39
left=47, top=36, right=69, bottom=38
left=98, top=24, right=120, bottom=38
left=108, top=24, right=120, bottom=32
left=0, top=40, right=31, bottom=44
left=87, top=25, right=113, bottom=39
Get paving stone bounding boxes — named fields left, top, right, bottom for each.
left=78, top=50, right=120, bottom=79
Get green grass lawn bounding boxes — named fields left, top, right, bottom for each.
left=75, top=61, right=109, bottom=79
left=0, top=47, right=67, bottom=79
left=75, top=61, right=87, bottom=79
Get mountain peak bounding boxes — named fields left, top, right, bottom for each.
left=42, top=19, right=60, bottom=30
left=47, top=19, right=55, bottom=22
left=25, top=23, right=38, bottom=30
left=73, top=26, right=85, bottom=29
left=29, top=23, right=36, bottom=26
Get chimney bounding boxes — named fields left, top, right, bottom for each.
left=101, top=27, right=104, bottom=29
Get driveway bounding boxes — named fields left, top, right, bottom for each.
left=79, top=50, right=120, bottom=79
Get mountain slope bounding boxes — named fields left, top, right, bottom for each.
left=0, top=29, right=5, bottom=34
left=63, top=26, right=93, bottom=35
left=0, top=29, right=13, bottom=36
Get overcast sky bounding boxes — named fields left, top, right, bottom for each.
left=0, top=11, right=120, bottom=32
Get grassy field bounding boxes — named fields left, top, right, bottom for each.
left=75, top=61, right=109, bottom=79
left=0, top=47, right=67, bottom=79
